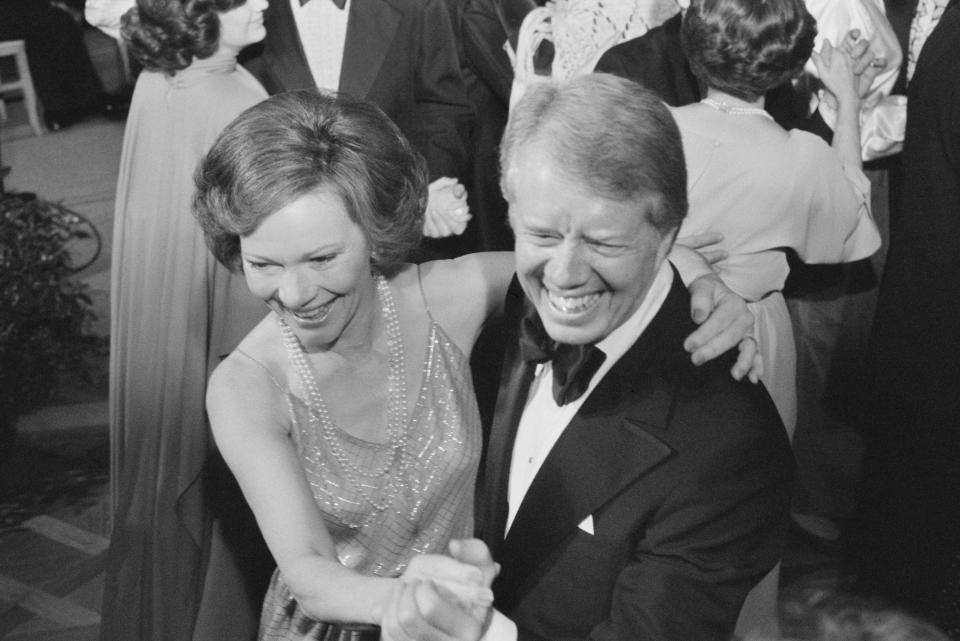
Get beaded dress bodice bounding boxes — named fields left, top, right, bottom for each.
left=283, top=318, right=481, bottom=577
left=256, top=274, right=482, bottom=639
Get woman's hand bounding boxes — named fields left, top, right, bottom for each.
left=812, top=38, right=860, bottom=111
left=381, top=580, right=485, bottom=641
left=424, top=177, right=472, bottom=238
left=674, top=231, right=728, bottom=265
left=381, top=542, right=498, bottom=641
left=401, top=550, right=493, bottom=619
left=683, top=272, right=763, bottom=383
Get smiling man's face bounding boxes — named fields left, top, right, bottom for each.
left=507, top=143, right=673, bottom=346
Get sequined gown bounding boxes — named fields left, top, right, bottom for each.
left=251, top=311, right=482, bottom=640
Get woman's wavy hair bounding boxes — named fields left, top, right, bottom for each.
left=121, top=0, right=245, bottom=73
left=193, top=90, right=429, bottom=272
left=681, top=0, right=817, bottom=101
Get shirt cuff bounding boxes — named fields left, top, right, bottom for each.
left=480, top=610, right=517, bottom=641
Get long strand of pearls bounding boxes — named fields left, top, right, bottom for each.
left=279, top=272, right=409, bottom=523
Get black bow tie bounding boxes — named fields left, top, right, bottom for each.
left=518, top=309, right=606, bottom=406
left=300, top=0, right=346, bottom=9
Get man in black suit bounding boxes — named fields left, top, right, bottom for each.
left=242, top=0, right=476, bottom=258
left=245, top=0, right=472, bottom=186
left=385, top=73, right=792, bottom=641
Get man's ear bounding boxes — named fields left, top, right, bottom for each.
left=656, top=227, right=679, bottom=266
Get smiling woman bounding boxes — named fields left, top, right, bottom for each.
left=240, top=190, right=377, bottom=352
left=192, top=89, right=514, bottom=640
left=102, top=0, right=271, bottom=638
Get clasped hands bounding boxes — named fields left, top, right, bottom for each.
left=424, top=177, right=472, bottom=238
left=382, top=539, right=498, bottom=641
left=815, top=0, right=903, bottom=111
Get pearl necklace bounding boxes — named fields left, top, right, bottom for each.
left=278, top=272, right=410, bottom=523
left=701, top=97, right=774, bottom=120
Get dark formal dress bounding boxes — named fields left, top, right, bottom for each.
left=856, top=6, right=960, bottom=638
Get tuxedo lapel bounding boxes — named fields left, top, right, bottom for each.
left=265, top=0, right=317, bottom=90
left=479, top=277, right=536, bottom=549
left=339, top=0, right=402, bottom=98
left=495, top=405, right=674, bottom=598
left=493, top=272, right=695, bottom=605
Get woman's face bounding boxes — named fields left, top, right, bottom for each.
left=240, top=187, right=377, bottom=352
left=219, top=0, right=268, bottom=53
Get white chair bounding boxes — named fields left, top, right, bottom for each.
left=0, top=40, right=44, bottom=136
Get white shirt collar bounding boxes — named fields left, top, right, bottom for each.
left=505, top=261, right=674, bottom=534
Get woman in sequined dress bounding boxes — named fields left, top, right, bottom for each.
left=192, top=88, right=768, bottom=641
left=193, top=89, right=510, bottom=641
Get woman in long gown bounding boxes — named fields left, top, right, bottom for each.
left=102, top=0, right=269, bottom=638
left=665, top=0, right=881, bottom=636
left=671, top=0, right=881, bottom=441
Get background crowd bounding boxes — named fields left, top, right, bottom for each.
left=43, top=0, right=960, bottom=638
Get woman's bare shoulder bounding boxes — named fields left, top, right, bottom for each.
left=418, top=252, right=514, bottom=300
left=208, top=316, right=289, bottom=420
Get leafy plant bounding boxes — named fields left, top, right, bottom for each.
left=0, top=195, right=107, bottom=446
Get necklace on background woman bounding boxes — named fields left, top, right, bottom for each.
left=278, top=272, right=411, bottom=527
left=701, top=97, right=774, bottom=120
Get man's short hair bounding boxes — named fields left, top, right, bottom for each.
left=499, top=73, right=688, bottom=236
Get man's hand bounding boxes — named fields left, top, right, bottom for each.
left=449, top=539, right=500, bottom=590
left=381, top=580, right=486, bottom=641
left=684, top=272, right=762, bottom=383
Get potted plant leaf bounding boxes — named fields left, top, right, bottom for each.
left=0, top=194, right=107, bottom=456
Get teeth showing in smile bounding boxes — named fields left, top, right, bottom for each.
left=292, top=300, right=334, bottom=323
left=547, top=291, right=601, bottom=314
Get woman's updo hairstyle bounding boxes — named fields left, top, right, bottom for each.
left=121, top=0, right=245, bottom=73
left=681, top=0, right=817, bottom=101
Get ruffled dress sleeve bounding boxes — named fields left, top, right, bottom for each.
left=790, top=131, right=882, bottom=264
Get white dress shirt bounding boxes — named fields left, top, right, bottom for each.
left=482, top=262, right=673, bottom=641
left=505, top=262, right=674, bottom=534
left=290, top=0, right=350, bottom=91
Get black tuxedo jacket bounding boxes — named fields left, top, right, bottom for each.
left=247, top=0, right=473, bottom=180
left=478, top=272, right=793, bottom=641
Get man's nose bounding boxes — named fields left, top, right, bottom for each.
left=545, top=240, right=589, bottom=288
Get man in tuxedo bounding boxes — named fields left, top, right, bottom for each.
left=245, top=0, right=473, bottom=185
left=386, top=73, right=793, bottom=641
left=244, top=0, right=477, bottom=260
